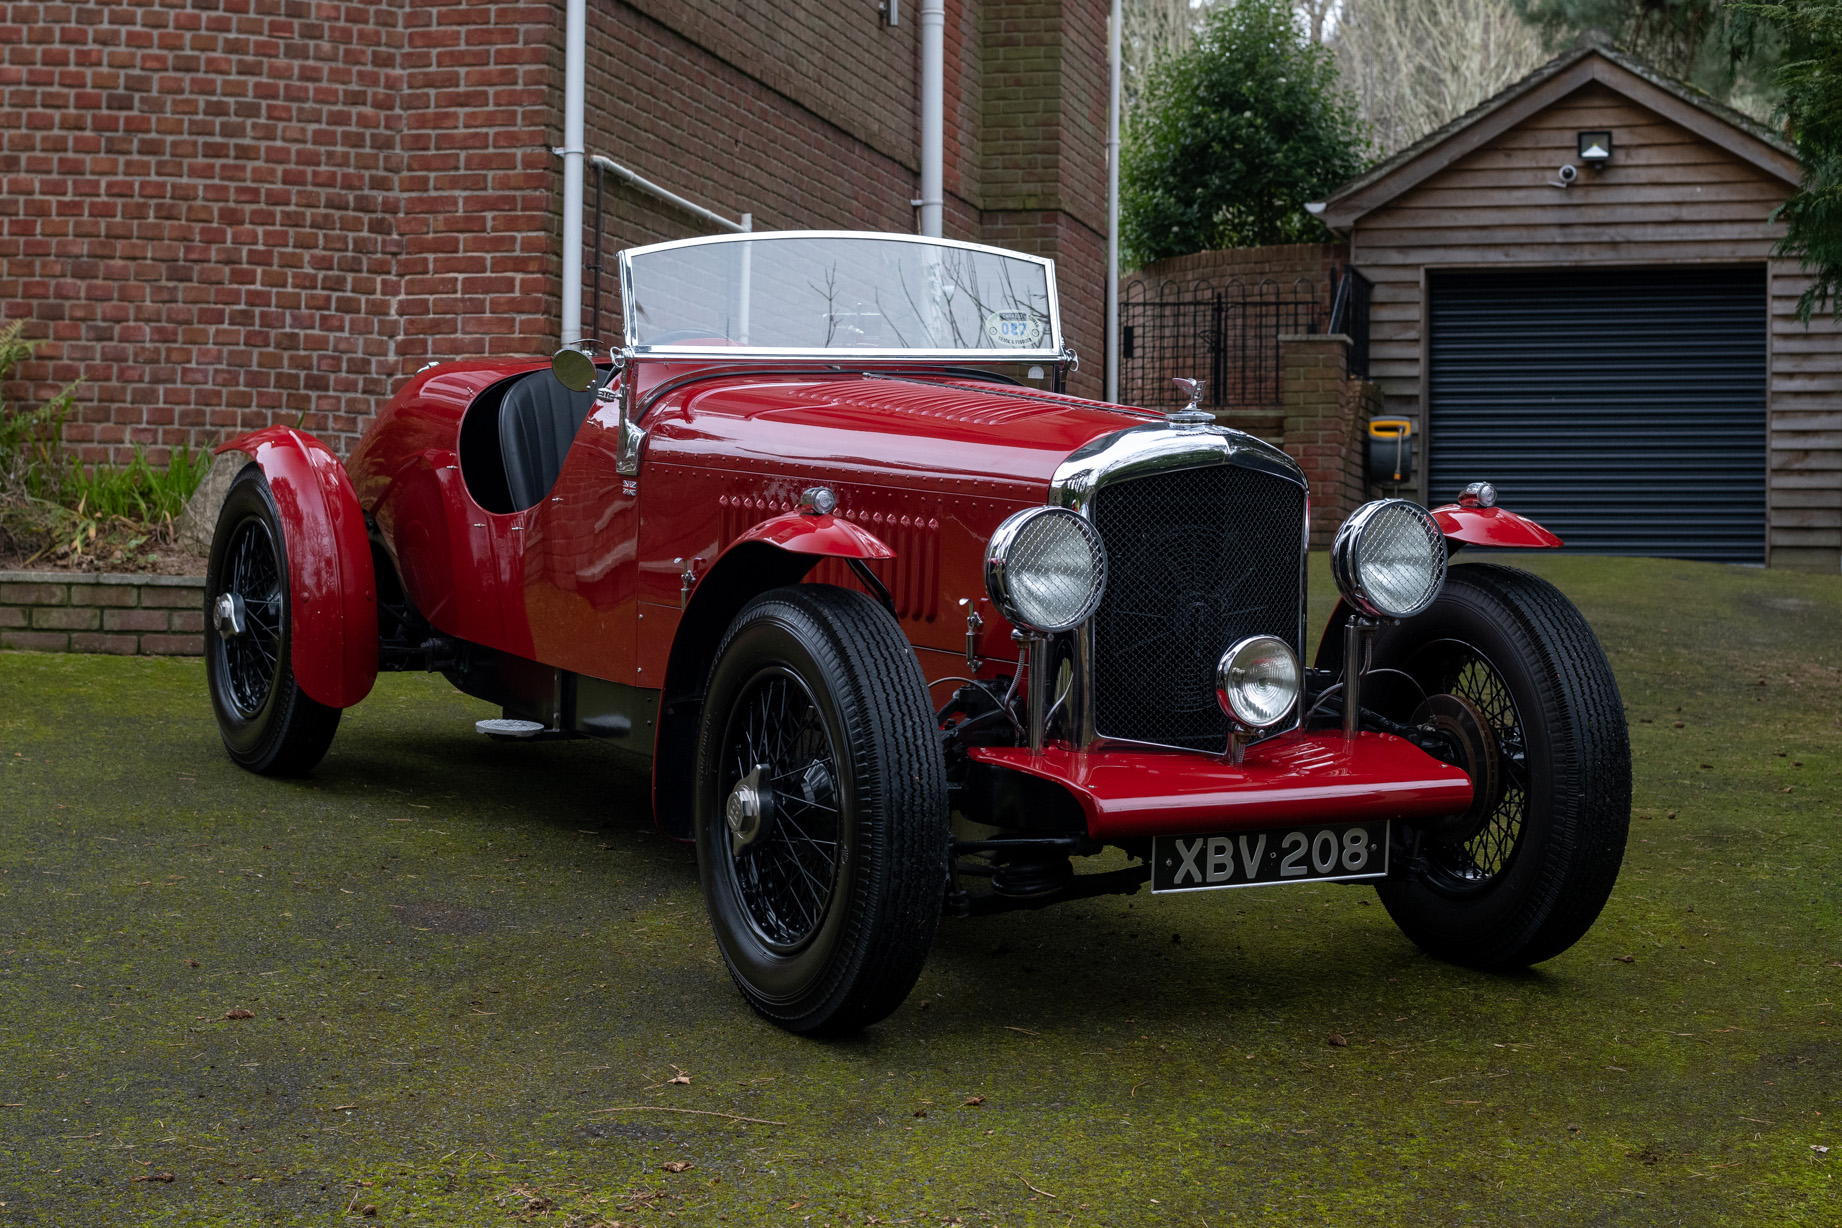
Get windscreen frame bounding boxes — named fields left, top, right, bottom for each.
left=616, top=230, right=1065, bottom=362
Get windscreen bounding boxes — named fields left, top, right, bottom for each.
left=624, top=234, right=1058, bottom=354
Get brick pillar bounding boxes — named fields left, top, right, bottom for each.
left=1279, top=333, right=1377, bottom=550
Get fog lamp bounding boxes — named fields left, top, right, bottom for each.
left=1332, top=499, right=1447, bottom=619
left=984, top=507, right=1107, bottom=634
left=1215, top=635, right=1301, bottom=730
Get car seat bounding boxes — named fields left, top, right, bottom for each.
left=498, top=372, right=597, bottom=511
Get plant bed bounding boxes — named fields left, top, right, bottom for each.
left=2, top=318, right=213, bottom=578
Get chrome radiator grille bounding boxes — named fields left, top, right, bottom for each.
left=1089, top=464, right=1306, bottom=751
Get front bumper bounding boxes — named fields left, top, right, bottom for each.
left=970, top=731, right=1473, bottom=841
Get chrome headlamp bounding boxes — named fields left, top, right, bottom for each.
left=1332, top=499, right=1447, bottom=619
left=1215, top=635, right=1301, bottom=729
left=983, top=507, right=1107, bottom=634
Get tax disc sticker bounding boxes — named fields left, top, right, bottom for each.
left=984, top=310, right=1045, bottom=348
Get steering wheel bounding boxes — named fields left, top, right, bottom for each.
left=645, top=328, right=735, bottom=345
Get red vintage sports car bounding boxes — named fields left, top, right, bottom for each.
left=203, top=231, right=1629, bottom=1035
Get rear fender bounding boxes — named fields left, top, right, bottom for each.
left=215, top=428, right=378, bottom=709
left=651, top=518, right=896, bottom=839
left=1431, top=504, right=1563, bottom=551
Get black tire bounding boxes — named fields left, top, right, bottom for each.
left=1362, top=563, right=1630, bottom=969
left=203, top=464, right=341, bottom=776
left=693, top=584, right=948, bottom=1036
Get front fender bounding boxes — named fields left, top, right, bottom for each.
left=728, top=511, right=896, bottom=559
left=215, top=428, right=378, bottom=709
left=651, top=515, right=898, bottom=839
left=1431, top=504, right=1563, bottom=550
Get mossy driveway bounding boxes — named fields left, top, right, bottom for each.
left=1, top=555, right=1838, bottom=1226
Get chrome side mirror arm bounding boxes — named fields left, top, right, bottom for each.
left=609, top=347, right=644, bottom=477
left=554, top=340, right=643, bottom=477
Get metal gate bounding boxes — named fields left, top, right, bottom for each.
left=1428, top=266, right=1767, bottom=563
left=1118, top=278, right=1325, bottom=411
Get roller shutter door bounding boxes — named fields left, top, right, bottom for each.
left=1427, top=267, right=1766, bottom=563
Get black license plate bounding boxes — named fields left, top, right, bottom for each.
left=1150, top=822, right=1390, bottom=893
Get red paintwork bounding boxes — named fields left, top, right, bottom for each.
left=1431, top=504, right=1564, bottom=549
left=972, top=732, right=1474, bottom=840
left=347, top=360, right=546, bottom=660
left=731, top=511, right=896, bottom=559
left=215, top=428, right=379, bottom=709
left=635, top=370, right=1138, bottom=677
left=310, top=348, right=1489, bottom=841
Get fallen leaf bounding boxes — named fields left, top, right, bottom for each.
left=1328, top=1033, right=1349, bottom=1047
left=223, top=1009, right=254, bottom=1020
left=1673, top=721, right=1685, bottom=728
left=1814, top=1146, right=1831, bottom=1155
left=964, top=1095, right=985, bottom=1106
left=667, top=1066, right=692, bottom=1085
left=131, top=1172, right=175, bottom=1183
left=1614, top=955, right=1636, bottom=964
left=361, top=1205, right=379, bottom=1218
left=660, top=1160, right=694, bottom=1173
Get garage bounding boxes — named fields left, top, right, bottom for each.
left=1427, top=266, right=1767, bottom=563
left=1313, top=41, right=1842, bottom=571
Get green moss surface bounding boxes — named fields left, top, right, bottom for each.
left=0, top=554, right=1837, bottom=1225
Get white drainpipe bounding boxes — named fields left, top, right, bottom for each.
left=1105, top=0, right=1122, bottom=402
left=916, top=0, right=945, bottom=236
left=560, top=0, right=587, bottom=344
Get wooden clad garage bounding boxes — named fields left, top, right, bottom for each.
left=1315, top=42, right=1842, bottom=570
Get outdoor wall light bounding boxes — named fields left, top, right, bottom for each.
left=1577, top=131, right=1613, bottom=167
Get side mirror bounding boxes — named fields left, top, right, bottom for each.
left=551, top=340, right=601, bottom=393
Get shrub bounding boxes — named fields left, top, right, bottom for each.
left=1121, top=0, right=1370, bottom=266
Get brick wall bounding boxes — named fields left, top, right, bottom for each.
left=0, top=569, right=204, bottom=654
left=578, top=0, right=1108, bottom=397
left=0, top=0, right=410, bottom=462
left=1279, top=332, right=1378, bottom=549
left=1124, top=242, right=1350, bottom=303
left=394, top=1, right=557, bottom=370
left=3, top=0, right=1111, bottom=458
left=979, top=0, right=1106, bottom=397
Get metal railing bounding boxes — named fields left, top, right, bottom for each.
left=1118, top=276, right=1327, bottom=411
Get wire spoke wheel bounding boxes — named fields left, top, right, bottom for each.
left=1355, top=563, right=1630, bottom=970
left=694, top=584, right=948, bottom=1035
left=720, top=669, right=843, bottom=952
left=1400, top=638, right=1527, bottom=894
left=204, top=464, right=341, bottom=776
left=217, top=517, right=285, bottom=717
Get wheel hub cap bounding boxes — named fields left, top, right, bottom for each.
left=213, top=592, right=246, bottom=638
left=1412, top=692, right=1501, bottom=845
left=725, top=765, right=775, bottom=854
